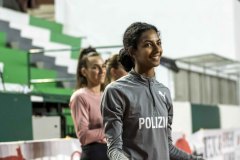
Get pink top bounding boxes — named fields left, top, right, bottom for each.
left=69, top=88, right=105, bottom=145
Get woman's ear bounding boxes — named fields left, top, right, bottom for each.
left=81, top=67, right=87, bottom=77
left=129, top=47, right=136, bottom=58
left=110, top=68, right=116, bottom=77
left=110, top=68, right=119, bottom=81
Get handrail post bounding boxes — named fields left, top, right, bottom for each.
left=27, top=51, right=31, bottom=89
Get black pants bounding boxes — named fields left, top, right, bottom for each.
left=81, top=143, right=109, bottom=160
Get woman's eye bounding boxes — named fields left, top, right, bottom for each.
left=145, top=43, right=152, bottom=47
left=92, top=66, right=97, bottom=69
left=102, top=65, right=106, bottom=68
left=157, top=41, right=162, bottom=46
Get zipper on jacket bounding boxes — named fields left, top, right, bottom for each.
left=148, top=79, right=156, bottom=108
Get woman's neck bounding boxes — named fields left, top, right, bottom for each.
left=134, top=66, right=155, bottom=78
left=86, top=84, right=101, bottom=93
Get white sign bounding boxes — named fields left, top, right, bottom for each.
left=190, top=128, right=240, bottom=160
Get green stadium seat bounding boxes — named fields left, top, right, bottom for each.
left=62, top=108, right=76, bottom=137
left=0, top=46, right=28, bottom=84
left=0, top=32, right=6, bottom=46
left=30, top=16, right=63, bottom=33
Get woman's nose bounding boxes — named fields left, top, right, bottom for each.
left=97, top=65, right=106, bottom=75
left=153, top=44, right=162, bottom=55
left=154, top=44, right=162, bottom=52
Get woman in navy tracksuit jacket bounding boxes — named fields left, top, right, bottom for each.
left=101, top=22, right=204, bottom=160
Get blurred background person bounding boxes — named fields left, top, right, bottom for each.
left=69, top=52, right=109, bottom=160
left=104, top=52, right=127, bottom=86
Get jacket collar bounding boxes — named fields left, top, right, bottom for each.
left=129, top=70, right=156, bottom=85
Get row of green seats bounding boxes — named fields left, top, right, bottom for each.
left=30, top=16, right=82, bottom=59
left=0, top=45, right=72, bottom=96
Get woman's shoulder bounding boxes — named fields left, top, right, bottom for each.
left=154, top=80, right=168, bottom=88
left=104, top=81, right=123, bottom=91
left=70, top=88, right=87, bottom=102
left=107, top=74, right=133, bottom=88
left=154, top=80, right=171, bottom=93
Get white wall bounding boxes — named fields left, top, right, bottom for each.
left=172, top=102, right=192, bottom=136
left=32, top=116, right=61, bottom=140
left=55, top=0, right=238, bottom=60
left=235, top=0, right=240, bottom=60
left=219, top=105, right=240, bottom=129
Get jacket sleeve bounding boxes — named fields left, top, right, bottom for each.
left=166, top=89, right=193, bottom=160
left=70, top=95, right=105, bottom=145
left=101, top=85, right=129, bottom=160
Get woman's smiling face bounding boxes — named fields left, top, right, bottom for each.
left=132, top=29, right=162, bottom=71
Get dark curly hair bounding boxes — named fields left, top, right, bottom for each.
left=119, top=22, right=159, bottom=72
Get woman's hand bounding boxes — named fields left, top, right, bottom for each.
left=98, top=137, right=107, bottom=143
left=191, top=155, right=205, bottom=160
